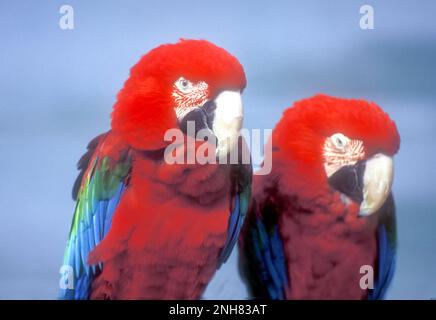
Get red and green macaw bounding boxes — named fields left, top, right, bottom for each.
left=239, top=95, right=400, bottom=299
left=59, top=39, right=252, bottom=299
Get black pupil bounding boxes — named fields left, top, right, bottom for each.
left=182, top=80, right=188, bottom=87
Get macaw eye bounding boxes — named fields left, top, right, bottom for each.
left=331, top=133, right=348, bottom=150
left=175, top=77, right=193, bottom=93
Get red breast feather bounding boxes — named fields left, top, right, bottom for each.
left=88, top=143, right=232, bottom=299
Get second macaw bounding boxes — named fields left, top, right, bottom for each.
left=59, top=39, right=252, bottom=299
left=239, top=95, right=400, bottom=300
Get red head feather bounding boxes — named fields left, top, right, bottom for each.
left=111, top=39, right=246, bottom=150
left=268, top=94, right=400, bottom=200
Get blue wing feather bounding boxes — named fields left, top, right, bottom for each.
left=368, top=194, right=396, bottom=300
left=251, top=217, right=288, bottom=299
left=59, top=180, right=127, bottom=299
left=59, top=135, right=130, bottom=300
left=217, top=162, right=252, bottom=268
left=217, top=195, right=242, bottom=267
left=368, top=224, right=396, bottom=300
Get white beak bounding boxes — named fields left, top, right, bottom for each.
left=359, top=153, right=394, bottom=216
left=212, top=90, right=243, bottom=158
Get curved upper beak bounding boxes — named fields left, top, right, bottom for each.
left=328, top=153, right=394, bottom=217
left=359, top=153, right=394, bottom=216
left=212, top=90, right=243, bottom=157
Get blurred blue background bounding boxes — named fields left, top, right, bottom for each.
left=0, top=0, right=435, bottom=299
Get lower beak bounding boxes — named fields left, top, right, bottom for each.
left=328, top=153, right=394, bottom=217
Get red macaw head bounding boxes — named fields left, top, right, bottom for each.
left=271, top=94, right=400, bottom=216
left=111, top=39, right=246, bottom=156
